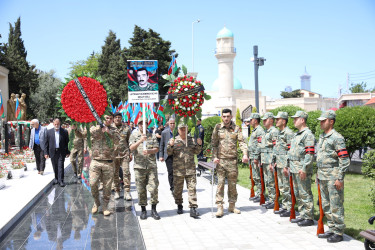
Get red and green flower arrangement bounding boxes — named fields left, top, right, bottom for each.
left=57, top=74, right=112, bottom=149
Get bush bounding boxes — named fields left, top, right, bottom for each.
left=362, top=149, right=375, bottom=206
left=306, top=110, right=322, bottom=139
left=201, top=116, right=222, bottom=156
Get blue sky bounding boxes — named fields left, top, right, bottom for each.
left=1, top=0, right=374, bottom=99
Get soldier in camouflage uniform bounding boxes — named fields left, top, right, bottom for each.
left=273, top=112, right=294, bottom=217
left=70, top=127, right=86, bottom=183
left=129, top=118, right=160, bottom=220
left=112, top=112, right=132, bottom=200
left=316, top=110, right=350, bottom=243
left=212, top=109, right=248, bottom=217
left=167, top=123, right=202, bottom=218
left=288, top=111, right=315, bottom=226
left=74, top=114, right=119, bottom=216
left=260, top=112, right=279, bottom=209
left=248, top=113, right=264, bottom=203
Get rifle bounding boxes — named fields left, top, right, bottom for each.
left=316, top=177, right=325, bottom=235
left=274, top=164, right=280, bottom=212
left=289, top=168, right=296, bottom=221
left=249, top=161, right=255, bottom=198
left=259, top=163, right=266, bottom=205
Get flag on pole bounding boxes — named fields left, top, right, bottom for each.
left=168, top=55, right=178, bottom=75
left=0, top=91, right=4, bottom=118
left=157, top=105, right=166, bottom=125
left=15, top=98, right=21, bottom=120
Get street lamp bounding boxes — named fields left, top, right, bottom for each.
left=192, top=19, right=200, bottom=73
left=252, top=45, right=266, bottom=112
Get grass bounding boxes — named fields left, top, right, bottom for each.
left=237, top=167, right=375, bottom=241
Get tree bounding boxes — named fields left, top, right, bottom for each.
left=2, top=17, right=38, bottom=118
left=236, top=108, right=242, bottom=127
left=270, top=105, right=304, bottom=132
left=280, top=89, right=302, bottom=98
left=349, top=82, right=370, bottom=93
left=124, top=25, right=177, bottom=97
left=69, top=52, right=100, bottom=77
left=98, top=30, right=127, bottom=104
left=30, top=70, right=62, bottom=122
left=306, top=110, right=322, bottom=139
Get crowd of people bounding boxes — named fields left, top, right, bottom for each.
left=26, top=107, right=348, bottom=244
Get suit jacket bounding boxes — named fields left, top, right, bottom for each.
left=29, top=125, right=47, bottom=151
left=159, top=127, right=173, bottom=160
left=45, top=127, right=70, bottom=158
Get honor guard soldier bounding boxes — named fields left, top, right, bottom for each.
left=289, top=111, right=315, bottom=226
left=167, top=123, right=202, bottom=218
left=248, top=113, right=264, bottom=203
left=273, top=112, right=294, bottom=217
left=73, top=113, right=119, bottom=216
left=70, top=127, right=86, bottom=183
left=260, top=112, right=279, bottom=209
left=129, top=118, right=160, bottom=220
left=112, top=112, right=132, bottom=200
left=316, top=110, right=350, bottom=243
left=212, top=109, right=248, bottom=217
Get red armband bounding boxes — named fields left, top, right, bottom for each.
left=305, top=146, right=315, bottom=154
left=272, top=140, right=276, bottom=146
left=287, top=144, right=291, bottom=150
left=257, top=137, right=262, bottom=143
left=336, top=149, right=349, bottom=158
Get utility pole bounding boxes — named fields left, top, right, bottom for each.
left=253, top=45, right=265, bottom=112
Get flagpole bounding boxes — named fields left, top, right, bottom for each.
left=142, top=103, right=146, bottom=150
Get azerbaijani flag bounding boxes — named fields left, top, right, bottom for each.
left=157, top=105, right=166, bottom=125
left=15, top=98, right=21, bottom=120
left=0, top=91, right=4, bottom=118
left=168, top=55, right=178, bottom=75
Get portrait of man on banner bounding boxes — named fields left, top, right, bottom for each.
left=128, top=61, right=158, bottom=92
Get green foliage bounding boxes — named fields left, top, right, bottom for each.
left=29, top=70, right=61, bottom=122
left=349, top=82, right=370, bottom=93
left=306, top=110, right=322, bottom=138
left=124, top=25, right=177, bottom=97
left=1, top=17, right=38, bottom=118
left=201, top=116, right=221, bottom=155
left=235, top=108, right=242, bottom=127
left=98, top=30, right=127, bottom=104
left=280, top=89, right=302, bottom=98
left=252, top=106, right=257, bottom=113
left=69, top=52, right=100, bottom=77
left=362, top=150, right=375, bottom=206
left=269, top=105, right=303, bottom=132
left=333, top=106, right=375, bottom=157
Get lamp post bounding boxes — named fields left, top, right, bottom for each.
left=252, top=45, right=266, bottom=112
left=192, top=19, right=200, bottom=73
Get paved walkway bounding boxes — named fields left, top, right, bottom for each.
left=133, top=161, right=363, bottom=250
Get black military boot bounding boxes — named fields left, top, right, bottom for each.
left=280, top=210, right=291, bottom=217
left=318, top=231, right=334, bottom=239
left=297, top=219, right=314, bottom=227
left=265, top=202, right=275, bottom=209
left=190, top=208, right=200, bottom=218
left=177, top=205, right=183, bottom=214
left=291, top=217, right=304, bottom=223
left=140, top=206, right=147, bottom=220
left=253, top=196, right=260, bottom=203
left=151, top=204, right=160, bottom=220
left=327, top=234, right=343, bottom=243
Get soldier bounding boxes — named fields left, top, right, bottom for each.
left=112, top=112, right=132, bottom=200
left=70, top=126, right=86, bottom=184
left=316, top=110, right=350, bottom=243
left=73, top=114, right=119, bottom=216
left=212, top=109, right=248, bottom=217
left=196, top=119, right=205, bottom=160
left=167, top=123, right=202, bottom=218
left=260, top=112, right=279, bottom=209
left=129, top=118, right=160, bottom=220
left=273, top=112, right=294, bottom=217
left=248, top=113, right=264, bottom=203
left=288, top=111, right=315, bottom=226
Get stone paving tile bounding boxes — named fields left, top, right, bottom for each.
left=131, top=161, right=364, bottom=250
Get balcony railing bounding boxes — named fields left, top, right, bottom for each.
left=214, top=47, right=236, bottom=54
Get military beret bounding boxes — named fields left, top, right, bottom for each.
left=291, top=111, right=308, bottom=119
left=274, top=111, right=288, bottom=119
left=317, top=110, right=336, bottom=121
left=261, top=112, right=274, bottom=120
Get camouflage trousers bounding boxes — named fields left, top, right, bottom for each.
left=320, top=179, right=345, bottom=235
left=216, top=158, right=238, bottom=205
left=113, top=158, right=131, bottom=192
left=70, top=148, right=84, bottom=176
left=134, top=168, right=159, bottom=206
left=173, top=175, right=198, bottom=208
left=262, top=163, right=276, bottom=201
left=276, top=167, right=291, bottom=210
left=250, top=159, right=261, bottom=196
left=89, top=159, right=114, bottom=208
left=292, top=173, right=314, bottom=220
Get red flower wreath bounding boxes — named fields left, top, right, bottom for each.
left=167, top=75, right=205, bottom=117
left=61, top=76, right=108, bottom=123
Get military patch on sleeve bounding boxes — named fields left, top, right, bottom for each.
left=200, top=128, right=203, bottom=133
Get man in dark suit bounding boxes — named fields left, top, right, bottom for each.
left=29, top=119, right=47, bottom=175
left=44, top=118, right=70, bottom=187
left=159, top=118, right=176, bottom=193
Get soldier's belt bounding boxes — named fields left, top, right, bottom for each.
left=95, top=159, right=113, bottom=163
left=317, top=163, right=338, bottom=168
left=260, top=149, right=273, bottom=153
